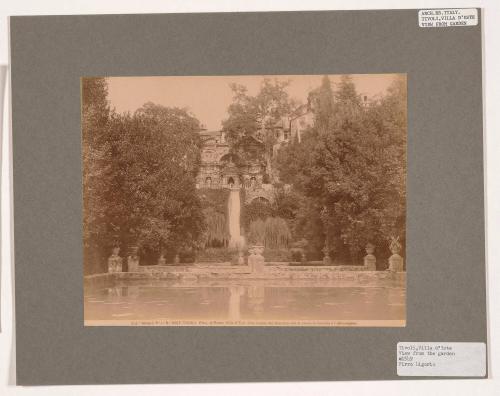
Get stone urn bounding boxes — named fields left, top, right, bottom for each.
left=255, top=244, right=264, bottom=256
left=322, top=244, right=332, bottom=266
left=237, top=251, right=245, bottom=266
left=363, top=243, right=377, bottom=271
left=158, top=253, right=166, bottom=266
left=108, top=246, right=123, bottom=273
left=127, top=246, right=140, bottom=272
left=388, top=237, right=404, bottom=272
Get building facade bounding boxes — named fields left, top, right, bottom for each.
left=195, top=111, right=312, bottom=204
left=195, top=130, right=273, bottom=203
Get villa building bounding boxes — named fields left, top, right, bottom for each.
left=195, top=129, right=274, bottom=203
left=195, top=112, right=312, bottom=203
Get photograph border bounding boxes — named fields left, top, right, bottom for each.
left=82, top=72, right=407, bottom=328
left=11, top=10, right=486, bottom=384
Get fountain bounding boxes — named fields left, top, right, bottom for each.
left=228, top=186, right=242, bottom=249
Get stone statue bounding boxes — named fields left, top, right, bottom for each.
left=107, top=246, right=123, bottom=273
left=290, top=239, right=308, bottom=263
left=364, top=243, right=377, bottom=271
left=322, top=244, right=332, bottom=265
left=247, top=247, right=256, bottom=270
left=388, top=237, right=404, bottom=272
left=127, top=246, right=140, bottom=272
left=237, top=251, right=245, bottom=266
left=248, top=245, right=265, bottom=273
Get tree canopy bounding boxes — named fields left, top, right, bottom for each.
left=82, top=79, right=205, bottom=272
left=83, top=75, right=406, bottom=271
left=222, top=78, right=302, bottom=180
left=276, top=75, right=406, bottom=261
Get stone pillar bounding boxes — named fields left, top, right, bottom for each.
left=388, top=237, right=404, bottom=272
left=127, top=246, right=140, bottom=272
left=107, top=246, right=123, bottom=273
left=388, top=255, right=404, bottom=272
left=363, top=243, right=377, bottom=271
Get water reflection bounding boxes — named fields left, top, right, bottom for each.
left=228, top=285, right=245, bottom=320
left=85, top=281, right=406, bottom=324
left=246, top=285, right=265, bottom=315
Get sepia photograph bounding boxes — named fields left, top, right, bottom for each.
left=82, top=74, right=407, bottom=326
left=7, top=3, right=492, bottom=390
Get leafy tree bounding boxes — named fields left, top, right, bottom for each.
left=115, top=104, right=205, bottom=257
left=222, top=78, right=301, bottom=181
left=82, top=77, right=112, bottom=273
left=82, top=81, right=207, bottom=271
left=335, top=75, right=361, bottom=105
left=308, top=75, right=335, bottom=131
left=242, top=199, right=273, bottom=230
left=276, top=75, right=406, bottom=263
left=241, top=187, right=300, bottom=240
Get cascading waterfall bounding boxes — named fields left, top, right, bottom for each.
left=228, top=187, right=241, bottom=249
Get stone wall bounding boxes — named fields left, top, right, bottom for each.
left=84, top=265, right=406, bottom=291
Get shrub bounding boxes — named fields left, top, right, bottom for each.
left=202, top=207, right=229, bottom=247
left=263, top=248, right=291, bottom=262
left=247, top=217, right=292, bottom=249
left=264, top=217, right=292, bottom=249
left=196, top=248, right=232, bottom=263
left=242, top=199, right=273, bottom=229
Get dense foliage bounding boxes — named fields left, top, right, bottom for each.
left=242, top=199, right=274, bottom=230
left=83, top=74, right=406, bottom=271
left=82, top=77, right=112, bottom=273
left=202, top=207, right=229, bottom=247
left=277, top=75, right=407, bottom=262
left=82, top=79, right=205, bottom=272
left=247, top=217, right=292, bottom=249
left=198, top=188, right=230, bottom=248
left=222, top=79, right=303, bottom=181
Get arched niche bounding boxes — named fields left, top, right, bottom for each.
left=219, top=153, right=240, bottom=165
left=250, top=196, right=270, bottom=204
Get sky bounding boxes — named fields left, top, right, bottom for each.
left=107, top=74, right=401, bottom=131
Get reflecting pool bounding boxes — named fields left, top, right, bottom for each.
left=84, top=282, right=406, bottom=326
